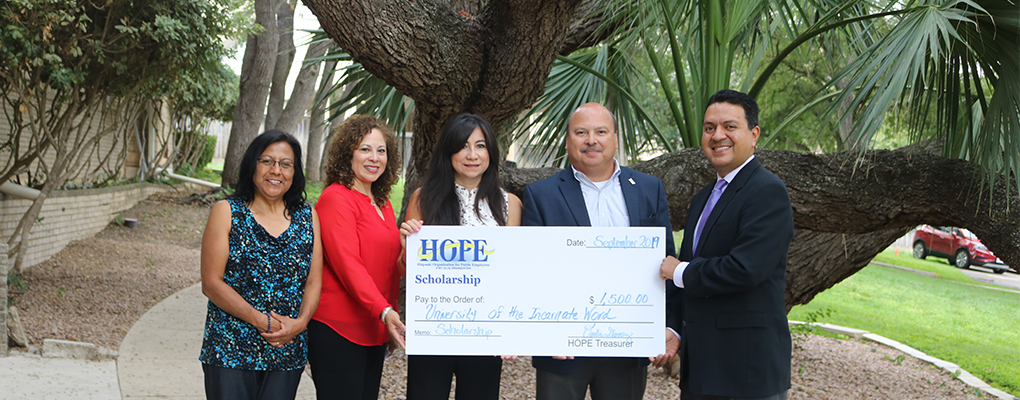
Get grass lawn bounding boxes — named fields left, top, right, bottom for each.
left=168, top=165, right=222, bottom=185
left=305, top=181, right=325, bottom=205
left=872, top=248, right=987, bottom=286
left=207, top=160, right=224, bottom=171
left=672, top=231, right=683, bottom=250
left=789, top=262, right=1020, bottom=396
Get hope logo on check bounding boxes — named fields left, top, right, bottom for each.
left=417, top=238, right=496, bottom=263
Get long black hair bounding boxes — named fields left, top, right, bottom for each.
left=232, top=130, right=307, bottom=216
left=419, top=113, right=506, bottom=226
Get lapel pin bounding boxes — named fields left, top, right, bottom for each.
left=628, top=178, right=636, bottom=185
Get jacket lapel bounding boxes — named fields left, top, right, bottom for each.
left=557, top=170, right=591, bottom=226
left=695, top=158, right=761, bottom=256
left=619, top=168, right=641, bottom=226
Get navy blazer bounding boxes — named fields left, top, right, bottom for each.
left=522, top=166, right=677, bottom=374
left=666, top=158, right=794, bottom=397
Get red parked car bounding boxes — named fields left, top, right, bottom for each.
left=912, top=225, right=1010, bottom=274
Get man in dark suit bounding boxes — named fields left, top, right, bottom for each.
left=660, top=90, right=794, bottom=400
left=522, top=102, right=677, bottom=400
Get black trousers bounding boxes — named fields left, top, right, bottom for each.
left=535, top=357, right=646, bottom=400
left=406, top=355, right=502, bottom=400
left=680, top=381, right=788, bottom=400
left=203, top=364, right=303, bottom=400
left=307, top=319, right=386, bottom=400
left=680, top=393, right=787, bottom=400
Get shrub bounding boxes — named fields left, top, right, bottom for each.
left=174, top=131, right=217, bottom=170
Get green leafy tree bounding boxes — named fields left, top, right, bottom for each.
left=0, top=0, right=244, bottom=272
left=163, top=61, right=238, bottom=174
left=521, top=0, right=1017, bottom=158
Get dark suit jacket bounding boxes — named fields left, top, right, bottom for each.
left=522, top=166, right=676, bottom=374
left=666, top=157, right=793, bottom=398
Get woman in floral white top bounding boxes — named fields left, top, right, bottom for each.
left=400, top=113, right=521, bottom=399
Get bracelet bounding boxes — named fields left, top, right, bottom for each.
left=381, top=306, right=393, bottom=323
left=266, top=312, right=271, bottom=333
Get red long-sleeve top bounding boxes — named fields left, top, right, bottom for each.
left=313, top=183, right=401, bottom=346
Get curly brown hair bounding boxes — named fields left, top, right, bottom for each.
left=323, top=114, right=401, bottom=206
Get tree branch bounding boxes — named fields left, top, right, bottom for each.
left=503, top=146, right=1020, bottom=308
left=558, top=0, right=622, bottom=56
left=634, top=147, right=1020, bottom=268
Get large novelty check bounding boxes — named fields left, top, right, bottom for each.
left=405, top=226, right=666, bottom=357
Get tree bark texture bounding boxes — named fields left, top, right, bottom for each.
left=558, top=0, right=619, bottom=56
left=275, top=40, right=331, bottom=135
left=304, top=58, right=337, bottom=182
left=504, top=147, right=1020, bottom=308
left=222, top=0, right=281, bottom=187
left=302, top=0, right=600, bottom=191
left=265, top=1, right=297, bottom=130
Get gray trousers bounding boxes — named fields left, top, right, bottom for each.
left=535, top=357, right=646, bottom=400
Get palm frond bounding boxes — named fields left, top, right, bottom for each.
left=824, top=0, right=1019, bottom=191
left=321, top=52, right=414, bottom=134
left=824, top=1, right=981, bottom=149
left=509, top=44, right=672, bottom=167
left=962, top=0, right=1020, bottom=190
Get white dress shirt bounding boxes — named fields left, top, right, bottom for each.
left=572, top=160, right=629, bottom=228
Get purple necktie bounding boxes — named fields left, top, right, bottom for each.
left=693, top=179, right=728, bottom=253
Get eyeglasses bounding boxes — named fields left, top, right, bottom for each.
left=257, top=157, right=295, bottom=170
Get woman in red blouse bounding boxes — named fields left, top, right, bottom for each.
left=309, top=115, right=405, bottom=400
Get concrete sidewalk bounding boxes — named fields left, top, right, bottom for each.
left=0, top=349, right=119, bottom=399
left=117, top=283, right=316, bottom=399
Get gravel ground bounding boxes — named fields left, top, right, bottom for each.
left=12, top=189, right=208, bottom=348
left=8, top=189, right=987, bottom=399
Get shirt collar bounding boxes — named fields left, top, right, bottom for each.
left=718, top=155, right=755, bottom=184
left=571, top=159, right=622, bottom=185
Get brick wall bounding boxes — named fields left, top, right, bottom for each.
left=1, top=97, right=175, bottom=187
left=0, top=183, right=170, bottom=271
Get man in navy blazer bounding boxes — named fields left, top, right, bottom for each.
left=522, top=102, right=677, bottom=400
left=660, top=90, right=794, bottom=400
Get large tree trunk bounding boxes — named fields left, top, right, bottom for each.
left=302, top=0, right=606, bottom=196
left=502, top=147, right=1020, bottom=308
left=305, top=58, right=337, bottom=182
left=221, top=0, right=281, bottom=187
left=264, top=1, right=296, bottom=130
left=275, top=40, right=331, bottom=135
left=317, top=82, right=353, bottom=179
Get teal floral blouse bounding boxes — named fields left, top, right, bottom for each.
left=199, top=198, right=313, bottom=371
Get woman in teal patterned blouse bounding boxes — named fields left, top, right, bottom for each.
left=199, top=130, right=323, bottom=400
